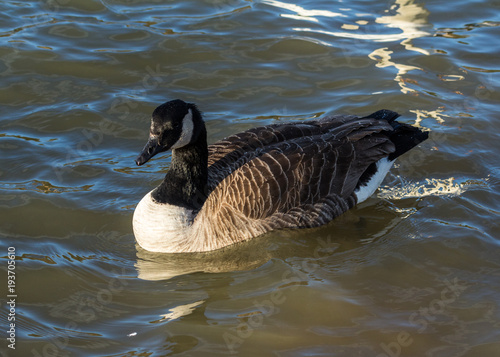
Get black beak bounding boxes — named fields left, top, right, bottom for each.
left=135, top=136, right=164, bottom=166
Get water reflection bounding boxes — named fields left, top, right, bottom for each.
left=368, top=0, right=431, bottom=93
left=134, top=237, right=273, bottom=281
left=410, top=108, right=448, bottom=125
left=375, top=0, right=431, bottom=55
left=134, top=208, right=410, bottom=281
left=0, top=180, right=93, bottom=194
left=151, top=300, right=205, bottom=324
left=287, top=0, right=430, bottom=43
left=269, top=0, right=432, bottom=93
left=261, top=0, right=346, bottom=22
left=369, top=46, right=422, bottom=94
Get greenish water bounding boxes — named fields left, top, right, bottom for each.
left=1, top=0, right=499, bottom=356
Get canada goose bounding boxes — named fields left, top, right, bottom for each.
left=133, top=99, right=428, bottom=253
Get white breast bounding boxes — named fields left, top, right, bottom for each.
left=133, top=191, right=195, bottom=253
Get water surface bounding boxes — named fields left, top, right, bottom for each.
left=1, top=0, right=499, bottom=356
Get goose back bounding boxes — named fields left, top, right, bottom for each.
left=189, top=115, right=398, bottom=251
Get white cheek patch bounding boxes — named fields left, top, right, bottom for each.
left=171, top=108, right=195, bottom=149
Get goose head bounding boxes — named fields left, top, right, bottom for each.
left=135, top=99, right=204, bottom=166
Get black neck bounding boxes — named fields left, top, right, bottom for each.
left=152, top=125, right=209, bottom=210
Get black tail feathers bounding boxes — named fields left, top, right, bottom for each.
left=365, top=109, right=429, bottom=161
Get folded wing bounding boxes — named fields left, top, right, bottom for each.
left=192, top=114, right=396, bottom=249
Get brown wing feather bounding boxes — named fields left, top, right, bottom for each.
left=193, top=115, right=396, bottom=249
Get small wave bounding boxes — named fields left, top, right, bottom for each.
left=377, top=176, right=489, bottom=200
left=0, top=179, right=93, bottom=194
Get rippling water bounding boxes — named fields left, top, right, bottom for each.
left=1, top=0, right=499, bottom=356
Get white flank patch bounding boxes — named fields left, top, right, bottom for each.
left=354, top=157, right=394, bottom=203
left=171, top=108, right=194, bottom=149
